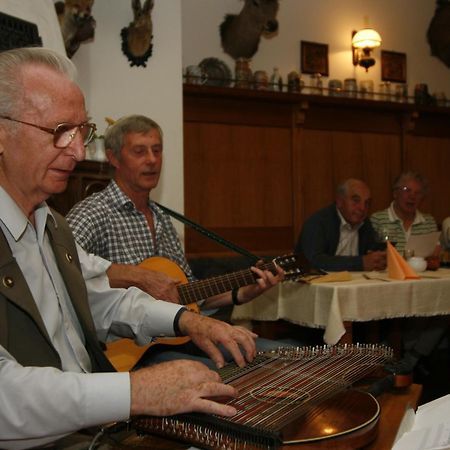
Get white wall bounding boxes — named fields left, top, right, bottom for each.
left=181, top=0, right=450, bottom=98
left=73, top=0, right=184, bottom=220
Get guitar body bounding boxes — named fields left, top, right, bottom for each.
left=105, top=257, right=198, bottom=372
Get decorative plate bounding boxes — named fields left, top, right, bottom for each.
left=198, top=57, right=232, bottom=87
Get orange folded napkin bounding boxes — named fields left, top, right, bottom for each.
left=309, top=271, right=352, bottom=284
left=387, top=241, right=420, bottom=280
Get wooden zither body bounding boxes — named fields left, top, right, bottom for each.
left=134, top=344, right=393, bottom=449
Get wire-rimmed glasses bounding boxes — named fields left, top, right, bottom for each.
left=0, top=115, right=97, bottom=149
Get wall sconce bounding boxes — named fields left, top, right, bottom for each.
left=352, top=28, right=382, bottom=71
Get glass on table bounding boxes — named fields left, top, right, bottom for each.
left=375, top=228, right=397, bottom=250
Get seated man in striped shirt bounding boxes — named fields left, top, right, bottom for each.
left=370, top=171, right=440, bottom=270
left=371, top=171, right=446, bottom=377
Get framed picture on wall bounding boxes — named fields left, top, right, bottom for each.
left=381, top=50, right=407, bottom=83
left=0, top=12, right=42, bottom=51
left=300, top=41, right=329, bottom=76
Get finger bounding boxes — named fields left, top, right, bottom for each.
left=198, top=339, right=227, bottom=369
left=195, top=398, right=237, bottom=417
left=222, top=330, right=256, bottom=366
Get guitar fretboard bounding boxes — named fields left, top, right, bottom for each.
left=178, top=262, right=277, bottom=305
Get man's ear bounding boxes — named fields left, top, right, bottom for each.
left=105, top=148, right=119, bottom=168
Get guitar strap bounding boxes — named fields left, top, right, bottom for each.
left=154, top=202, right=260, bottom=264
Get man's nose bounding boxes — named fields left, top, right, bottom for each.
left=66, top=132, right=86, bottom=161
left=145, top=150, right=157, bottom=163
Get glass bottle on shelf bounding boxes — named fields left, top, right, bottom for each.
left=269, top=67, right=283, bottom=92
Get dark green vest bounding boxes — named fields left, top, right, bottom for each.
left=0, top=209, right=115, bottom=372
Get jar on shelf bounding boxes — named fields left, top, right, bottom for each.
left=343, top=78, right=357, bottom=98
left=234, top=58, right=252, bottom=89
left=287, top=71, right=301, bottom=93
left=253, top=70, right=269, bottom=90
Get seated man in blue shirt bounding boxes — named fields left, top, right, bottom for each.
left=295, top=178, right=386, bottom=272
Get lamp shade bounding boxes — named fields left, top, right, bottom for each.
left=352, top=28, right=382, bottom=49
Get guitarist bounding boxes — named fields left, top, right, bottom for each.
left=66, top=114, right=286, bottom=367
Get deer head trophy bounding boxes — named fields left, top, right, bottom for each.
left=220, top=0, right=280, bottom=60
left=427, top=0, right=450, bottom=68
left=121, top=0, right=154, bottom=67
left=55, top=0, right=96, bottom=58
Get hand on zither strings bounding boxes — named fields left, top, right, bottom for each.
left=178, top=310, right=257, bottom=369
left=130, top=360, right=238, bottom=417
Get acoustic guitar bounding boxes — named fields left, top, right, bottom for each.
left=105, top=254, right=308, bottom=371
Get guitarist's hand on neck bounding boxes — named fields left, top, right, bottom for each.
left=203, top=263, right=285, bottom=310
left=177, top=310, right=258, bottom=369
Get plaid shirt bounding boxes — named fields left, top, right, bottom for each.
left=66, top=180, right=194, bottom=281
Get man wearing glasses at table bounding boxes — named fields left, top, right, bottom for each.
left=370, top=171, right=440, bottom=270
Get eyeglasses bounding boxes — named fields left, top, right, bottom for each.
left=396, top=186, right=424, bottom=196
left=0, top=115, right=97, bottom=149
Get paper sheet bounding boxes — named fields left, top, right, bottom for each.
left=393, top=393, right=450, bottom=450
left=406, top=231, right=441, bottom=257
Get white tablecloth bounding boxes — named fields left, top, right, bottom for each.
left=231, top=268, right=450, bottom=345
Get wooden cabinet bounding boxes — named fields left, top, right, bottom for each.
left=183, top=85, right=450, bottom=259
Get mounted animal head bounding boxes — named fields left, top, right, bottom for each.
left=220, top=0, right=280, bottom=60
left=427, top=0, right=450, bottom=68
left=121, top=0, right=154, bottom=67
left=55, top=0, right=96, bottom=58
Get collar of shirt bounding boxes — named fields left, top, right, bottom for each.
left=108, top=179, right=161, bottom=225
left=387, top=201, right=425, bottom=226
left=336, top=206, right=363, bottom=232
left=0, top=186, right=56, bottom=242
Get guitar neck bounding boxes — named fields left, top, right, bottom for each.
left=178, top=261, right=277, bottom=305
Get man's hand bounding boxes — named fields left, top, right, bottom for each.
left=130, top=360, right=238, bottom=417
left=236, top=264, right=284, bottom=304
left=203, top=263, right=284, bottom=309
left=178, top=311, right=257, bottom=369
left=107, top=264, right=180, bottom=303
left=363, top=251, right=387, bottom=271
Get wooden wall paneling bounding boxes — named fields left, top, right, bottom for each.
left=403, top=135, right=450, bottom=224
left=360, top=133, right=402, bottom=214
left=184, top=118, right=294, bottom=257
left=297, top=129, right=335, bottom=222
left=291, top=105, right=307, bottom=243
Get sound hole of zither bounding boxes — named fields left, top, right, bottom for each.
left=251, top=387, right=310, bottom=405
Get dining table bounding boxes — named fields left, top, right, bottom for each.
left=231, top=268, right=450, bottom=345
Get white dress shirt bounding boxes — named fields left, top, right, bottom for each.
left=0, top=187, right=184, bottom=449
left=335, top=208, right=362, bottom=256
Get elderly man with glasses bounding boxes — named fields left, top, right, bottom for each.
left=371, top=171, right=447, bottom=383
left=370, top=171, right=440, bottom=268
left=0, top=47, right=258, bottom=449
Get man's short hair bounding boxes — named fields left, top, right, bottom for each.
left=104, top=115, right=163, bottom=159
left=0, top=47, right=76, bottom=119
left=393, top=171, right=429, bottom=195
left=336, top=178, right=366, bottom=197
